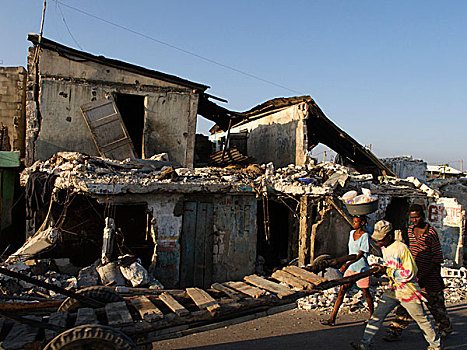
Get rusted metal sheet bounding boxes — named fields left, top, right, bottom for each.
left=80, top=98, right=137, bottom=160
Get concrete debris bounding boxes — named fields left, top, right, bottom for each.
left=7, top=227, right=59, bottom=262
left=119, top=259, right=150, bottom=287
left=96, top=262, right=126, bottom=286
left=19, top=151, right=404, bottom=197
left=297, top=256, right=467, bottom=314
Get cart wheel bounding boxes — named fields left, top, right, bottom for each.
left=58, top=286, right=123, bottom=312
left=43, top=324, right=138, bottom=350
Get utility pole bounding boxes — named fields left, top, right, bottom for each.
left=323, top=151, right=326, bottom=163
left=34, top=0, right=47, bottom=64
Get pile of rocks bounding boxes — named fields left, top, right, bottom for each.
left=0, top=259, right=77, bottom=300
left=297, top=263, right=467, bottom=315
left=19, top=152, right=368, bottom=197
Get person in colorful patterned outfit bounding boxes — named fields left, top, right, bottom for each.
left=321, top=216, right=374, bottom=326
left=384, top=204, right=452, bottom=341
left=350, top=220, right=441, bottom=350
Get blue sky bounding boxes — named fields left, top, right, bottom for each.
left=1, top=1, right=466, bottom=168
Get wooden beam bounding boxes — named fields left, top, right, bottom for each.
left=271, top=270, right=314, bottom=290
left=211, top=282, right=242, bottom=301
left=223, top=281, right=266, bottom=299
left=105, top=301, right=133, bottom=326
left=129, top=296, right=164, bottom=322
left=299, top=195, right=313, bottom=266
left=244, top=275, right=294, bottom=299
left=186, top=288, right=221, bottom=312
left=283, top=266, right=327, bottom=285
left=159, top=293, right=189, bottom=317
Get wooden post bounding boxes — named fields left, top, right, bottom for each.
left=298, top=196, right=312, bottom=266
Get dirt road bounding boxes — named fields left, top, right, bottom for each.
left=154, top=301, right=467, bottom=350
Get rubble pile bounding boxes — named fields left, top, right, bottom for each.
left=297, top=259, right=467, bottom=315
left=0, top=255, right=164, bottom=300
left=0, top=260, right=77, bottom=299
left=20, top=152, right=366, bottom=196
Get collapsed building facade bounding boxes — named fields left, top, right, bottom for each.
left=5, top=35, right=466, bottom=292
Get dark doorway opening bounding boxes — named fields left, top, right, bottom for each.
left=384, top=197, right=410, bottom=242
left=40, top=194, right=105, bottom=267
left=257, top=199, right=294, bottom=273
left=114, top=93, right=145, bottom=158
left=114, top=203, right=154, bottom=268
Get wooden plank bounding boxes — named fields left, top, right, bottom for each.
left=2, top=316, right=41, bottom=350
left=75, top=307, right=98, bottom=326
left=159, top=292, right=189, bottom=316
left=203, top=203, right=214, bottom=289
left=244, top=274, right=294, bottom=299
left=105, top=301, right=133, bottom=326
left=223, top=281, right=266, bottom=299
left=271, top=270, right=314, bottom=290
left=211, top=282, right=242, bottom=301
left=283, top=265, right=327, bottom=285
left=44, top=311, right=68, bottom=342
left=180, top=201, right=197, bottom=288
left=129, top=296, right=164, bottom=322
left=186, top=287, right=220, bottom=312
left=194, top=203, right=207, bottom=287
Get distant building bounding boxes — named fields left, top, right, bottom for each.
left=380, top=156, right=427, bottom=181
left=427, top=165, right=463, bottom=180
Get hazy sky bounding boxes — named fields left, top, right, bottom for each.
left=1, top=1, right=466, bottom=168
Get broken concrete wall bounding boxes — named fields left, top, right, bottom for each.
left=426, top=197, right=465, bottom=266
left=313, top=204, right=352, bottom=261
left=109, top=192, right=256, bottom=288
left=381, top=156, right=427, bottom=181
left=26, top=47, right=198, bottom=166
left=209, top=103, right=308, bottom=168
left=0, top=66, right=26, bottom=155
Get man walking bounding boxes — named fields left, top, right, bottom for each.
left=385, top=204, right=452, bottom=340
left=351, top=220, right=441, bottom=350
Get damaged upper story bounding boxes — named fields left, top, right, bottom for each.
left=26, top=34, right=211, bottom=168
left=203, top=95, right=394, bottom=178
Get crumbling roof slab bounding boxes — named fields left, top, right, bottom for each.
left=28, top=34, right=209, bottom=92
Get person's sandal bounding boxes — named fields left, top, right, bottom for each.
left=320, top=319, right=335, bottom=326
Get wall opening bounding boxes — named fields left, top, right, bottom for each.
left=114, top=93, right=145, bottom=158
left=384, top=197, right=410, bottom=242
left=113, top=203, right=154, bottom=268
left=257, top=199, right=293, bottom=273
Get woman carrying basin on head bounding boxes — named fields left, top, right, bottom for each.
left=320, top=215, right=374, bottom=326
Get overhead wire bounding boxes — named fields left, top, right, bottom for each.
left=56, top=1, right=82, bottom=50
left=52, top=0, right=303, bottom=95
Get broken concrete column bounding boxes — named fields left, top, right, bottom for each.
left=101, top=217, right=116, bottom=265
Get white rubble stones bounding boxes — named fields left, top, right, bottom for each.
left=297, top=261, right=467, bottom=314
left=19, top=151, right=364, bottom=197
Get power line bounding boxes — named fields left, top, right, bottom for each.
left=56, top=2, right=82, bottom=50
left=52, top=0, right=303, bottom=95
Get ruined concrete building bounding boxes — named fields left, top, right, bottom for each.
left=0, top=66, right=26, bottom=154
left=26, top=34, right=210, bottom=167
left=8, top=35, right=465, bottom=292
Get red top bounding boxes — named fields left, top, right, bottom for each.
left=407, top=224, right=445, bottom=292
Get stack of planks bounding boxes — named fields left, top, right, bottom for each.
left=0, top=266, right=326, bottom=349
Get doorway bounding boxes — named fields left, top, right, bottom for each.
left=114, top=93, right=145, bottom=158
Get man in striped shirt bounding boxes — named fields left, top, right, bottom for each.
left=385, top=204, right=452, bottom=341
